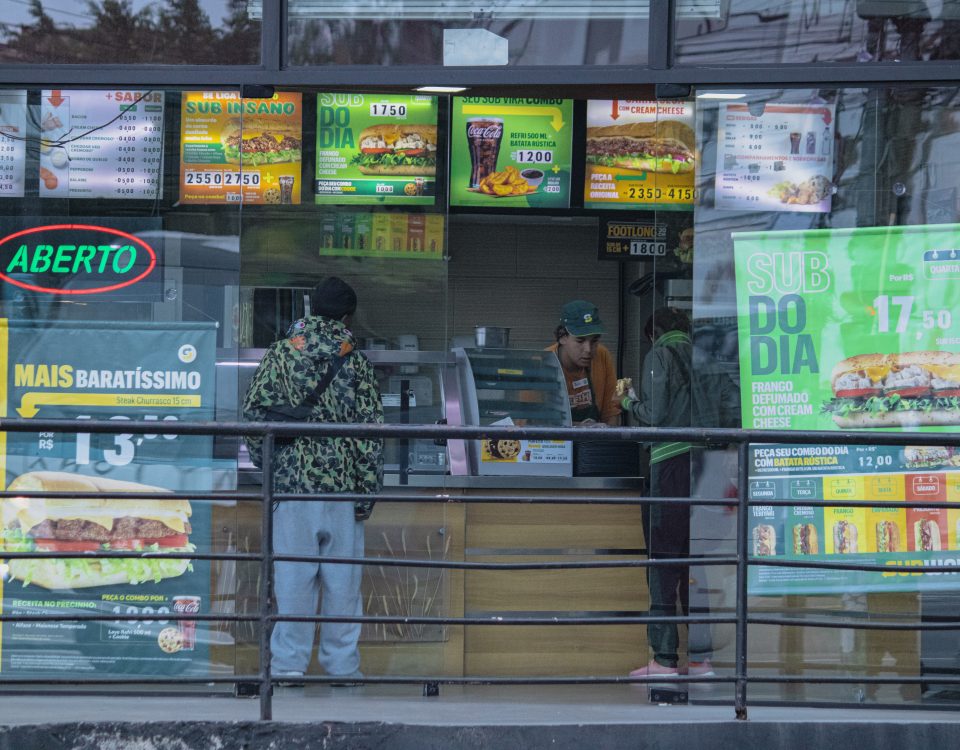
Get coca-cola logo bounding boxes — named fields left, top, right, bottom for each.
left=468, top=124, right=502, bottom=139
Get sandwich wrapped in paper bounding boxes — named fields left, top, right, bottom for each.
left=822, top=351, right=960, bottom=428
left=2, top=471, right=193, bottom=590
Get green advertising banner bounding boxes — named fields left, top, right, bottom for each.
left=0, top=320, right=216, bottom=676
left=450, top=97, right=573, bottom=208
left=734, top=224, right=960, bottom=594
left=314, top=93, right=438, bottom=205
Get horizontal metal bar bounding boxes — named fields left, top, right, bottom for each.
left=748, top=616, right=960, bottom=631
left=278, top=554, right=737, bottom=569
left=266, top=613, right=737, bottom=625
left=748, top=558, right=960, bottom=574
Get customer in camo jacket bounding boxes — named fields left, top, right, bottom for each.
left=242, top=276, right=383, bottom=683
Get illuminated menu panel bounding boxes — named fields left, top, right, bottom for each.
left=39, top=89, right=164, bottom=200
left=0, top=91, right=27, bottom=198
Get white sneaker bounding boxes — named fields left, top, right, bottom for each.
left=329, top=670, right=364, bottom=687
left=274, top=670, right=305, bottom=686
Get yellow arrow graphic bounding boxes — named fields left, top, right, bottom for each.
left=461, top=105, right=566, bottom=132
left=17, top=392, right=201, bottom=418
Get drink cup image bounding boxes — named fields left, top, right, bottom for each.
left=789, top=132, right=801, bottom=154
left=415, top=176, right=425, bottom=195
left=279, top=175, right=295, bottom=204
left=173, top=595, right=201, bottom=650
left=466, top=118, right=504, bottom=188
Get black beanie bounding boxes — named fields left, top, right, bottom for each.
left=310, top=277, right=357, bottom=319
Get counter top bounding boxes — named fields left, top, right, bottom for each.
left=239, top=470, right=642, bottom=491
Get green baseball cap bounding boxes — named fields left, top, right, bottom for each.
left=560, top=300, right=604, bottom=336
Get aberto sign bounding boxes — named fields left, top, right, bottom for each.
left=0, top=223, right=157, bottom=295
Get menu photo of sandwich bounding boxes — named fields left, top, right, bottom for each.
left=752, top=524, right=777, bottom=556
left=221, top=117, right=302, bottom=166
left=822, top=351, right=960, bottom=428
left=875, top=520, right=902, bottom=552
left=792, top=523, right=819, bottom=555
left=914, top=518, right=942, bottom=551
left=1, top=471, right=193, bottom=590
left=350, top=123, right=437, bottom=177
left=832, top=520, right=859, bottom=554
left=585, top=120, right=695, bottom=176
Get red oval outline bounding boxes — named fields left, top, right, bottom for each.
left=0, top=223, right=157, bottom=295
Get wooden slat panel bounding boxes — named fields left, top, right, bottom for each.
left=467, top=503, right=644, bottom=550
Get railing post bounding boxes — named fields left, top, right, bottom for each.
left=734, top=440, right=750, bottom=720
left=259, top=432, right=275, bottom=721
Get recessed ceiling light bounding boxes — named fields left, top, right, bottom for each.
left=416, top=86, right=468, bottom=93
left=696, top=92, right=746, bottom=100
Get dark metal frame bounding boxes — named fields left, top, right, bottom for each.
left=2, top=417, right=960, bottom=720
left=2, top=0, right=960, bottom=89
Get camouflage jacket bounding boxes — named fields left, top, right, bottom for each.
left=242, top=315, right=384, bottom=501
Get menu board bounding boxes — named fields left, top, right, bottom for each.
left=314, top=93, right=437, bottom=205
left=584, top=99, right=696, bottom=211
left=716, top=102, right=835, bottom=213
left=748, top=443, right=960, bottom=595
left=39, top=89, right=164, bottom=200
left=0, top=92, right=27, bottom=198
left=319, top=210, right=444, bottom=259
left=0, top=321, right=216, bottom=677
left=450, top=97, right=573, bottom=208
left=733, top=223, right=960, bottom=433
left=179, top=91, right=302, bottom=205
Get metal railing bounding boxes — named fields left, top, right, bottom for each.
left=2, top=417, right=960, bottom=721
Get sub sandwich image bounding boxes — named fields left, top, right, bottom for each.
left=1, top=471, right=193, bottom=590
left=752, top=524, right=776, bottom=556
left=792, top=523, right=819, bottom=555
left=822, top=351, right=960, bottom=428
left=833, top=520, right=858, bottom=554
left=914, top=519, right=942, bottom=551
left=875, top=520, right=901, bottom=552
left=585, top=120, right=695, bottom=175
left=220, top=118, right=302, bottom=166
left=350, top=123, right=437, bottom=176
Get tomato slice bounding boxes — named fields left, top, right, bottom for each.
left=360, top=147, right=391, bottom=154
left=835, top=388, right=880, bottom=399
left=109, top=534, right=190, bottom=550
left=935, top=388, right=960, bottom=398
left=34, top=539, right=100, bottom=552
left=885, top=386, right=930, bottom=398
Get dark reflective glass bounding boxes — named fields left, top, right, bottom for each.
left=675, top=1, right=960, bottom=64
left=0, top=0, right=259, bottom=65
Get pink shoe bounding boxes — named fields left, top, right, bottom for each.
left=687, top=659, right=715, bottom=677
left=629, top=660, right=680, bottom=678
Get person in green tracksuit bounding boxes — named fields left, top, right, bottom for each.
left=621, top=307, right=714, bottom=680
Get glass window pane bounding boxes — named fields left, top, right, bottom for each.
left=281, top=1, right=650, bottom=65
left=675, top=2, right=960, bottom=64
left=1, top=1, right=260, bottom=65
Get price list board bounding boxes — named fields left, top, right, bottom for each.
left=0, top=91, right=27, bottom=198
left=715, top=102, right=835, bottom=213
left=39, top=90, right=164, bottom=200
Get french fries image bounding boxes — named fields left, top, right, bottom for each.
left=477, top=165, right=535, bottom=197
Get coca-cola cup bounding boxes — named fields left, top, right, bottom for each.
left=466, top=117, right=504, bottom=189
left=173, top=595, right=201, bottom=651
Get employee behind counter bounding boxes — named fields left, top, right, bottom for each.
left=546, top=300, right=620, bottom=427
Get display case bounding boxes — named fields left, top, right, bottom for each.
left=454, top=347, right=572, bottom=477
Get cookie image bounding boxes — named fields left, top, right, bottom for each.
left=404, top=182, right=418, bottom=196
left=483, top=438, right=521, bottom=460
left=158, top=627, right=184, bottom=654
left=263, top=187, right=281, bottom=204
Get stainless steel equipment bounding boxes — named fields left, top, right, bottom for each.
left=474, top=325, right=510, bottom=348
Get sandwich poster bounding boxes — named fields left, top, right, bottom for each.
left=747, top=443, right=960, bottom=595
left=715, top=102, right=835, bottom=213
left=733, top=223, right=960, bottom=432
left=314, top=93, right=438, bottom=205
left=449, top=97, right=573, bottom=208
left=179, top=90, right=302, bottom=205
left=583, top=99, right=696, bottom=210
left=39, top=89, right=164, bottom=200
left=0, top=321, right=216, bottom=677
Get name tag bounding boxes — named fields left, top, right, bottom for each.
left=572, top=377, right=589, bottom=390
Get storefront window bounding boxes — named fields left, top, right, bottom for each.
left=277, top=0, right=651, bottom=65
left=675, top=2, right=960, bottom=64
left=0, top=1, right=260, bottom=65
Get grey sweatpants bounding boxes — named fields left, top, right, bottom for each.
left=270, top=499, right=364, bottom=676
